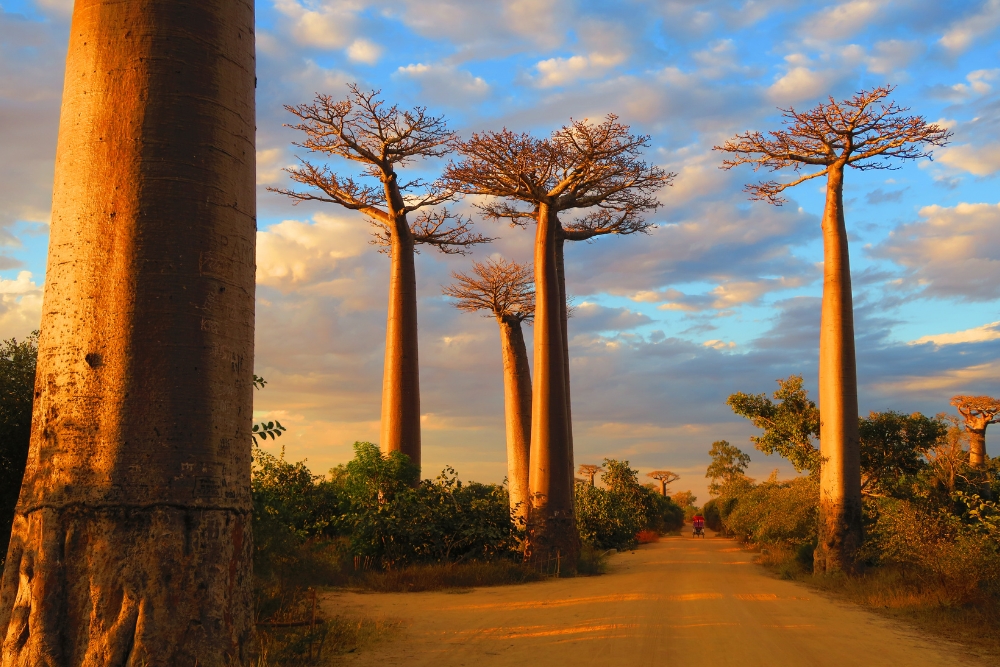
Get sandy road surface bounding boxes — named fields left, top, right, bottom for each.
left=324, top=533, right=983, bottom=667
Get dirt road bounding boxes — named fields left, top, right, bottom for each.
left=325, top=533, right=983, bottom=666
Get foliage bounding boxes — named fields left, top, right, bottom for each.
left=253, top=420, right=287, bottom=446
left=717, top=474, right=819, bottom=548
left=727, top=375, right=820, bottom=473
left=575, top=458, right=683, bottom=550
left=858, top=411, right=945, bottom=497
left=705, top=440, right=750, bottom=495
left=0, top=332, right=38, bottom=566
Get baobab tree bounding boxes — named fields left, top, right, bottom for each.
left=445, top=117, right=669, bottom=564
left=275, top=85, right=489, bottom=472
left=443, top=258, right=534, bottom=522
left=647, top=470, right=680, bottom=496
left=716, top=86, right=951, bottom=574
left=950, top=395, right=1000, bottom=467
left=0, top=1, right=257, bottom=664
left=578, top=464, right=603, bottom=487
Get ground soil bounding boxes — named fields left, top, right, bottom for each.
left=320, top=531, right=985, bottom=666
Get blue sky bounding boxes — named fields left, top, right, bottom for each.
left=2, top=0, right=1000, bottom=500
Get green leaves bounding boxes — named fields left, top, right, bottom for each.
left=705, top=440, right=751, bottom=495
left=858, top=411, right=944, bottom=497
left=252, top=420, right=287, bottom=445
left=727, top=374, right=820, bottom=473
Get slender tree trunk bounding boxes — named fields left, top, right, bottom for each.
left=814, top=163, right=863, bottom=575
left=379, top=217, right=422, bottom=473
left=554, top=233, right=576, bottom=495
left=968, top=426, right=987, bottom=467
left=0, top=1, right=256, bottom=665
left=498, top=316, right=531, bottom=526
left=527, top=204, right=579, bottom=565
left=660, top=480, right=667, bottom=497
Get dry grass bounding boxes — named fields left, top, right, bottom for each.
left=753, top=548, right=1000, bottom=660
left=351, top=560, right=542, bottom=593
left=636, top=530, right=660, bottom=544
left=252, top=614, right=400, bottom=666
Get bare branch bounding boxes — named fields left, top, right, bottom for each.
left=442, top=258, right=535, bottom=321
left=715, top=85, right=952, bottom=205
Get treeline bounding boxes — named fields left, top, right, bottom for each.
left=252, top=442, right=684, bottom=586
left=704, top=375, right=1000, bottom=605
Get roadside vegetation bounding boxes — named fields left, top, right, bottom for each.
left=707, top=375, right=1000, bottom=656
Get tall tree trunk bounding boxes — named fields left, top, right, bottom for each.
left=380, top=219, right=422, bottom=473
left=554, top=233, right=576, bottom=494
left=968, top=425, right=987, bottom=467
left=0, top=1, right=256, bottom=665
left=660, top=480, right=667, bottom=497
left=498, top=316, right=531, bottom=526
left=814, top=163, right=863, bottom=575
left=527, top=204, right=579, bottom=565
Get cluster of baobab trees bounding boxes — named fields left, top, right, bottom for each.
left=0, top=1, right=957, bottom=663
left=276, top=83, right=952, bottom=574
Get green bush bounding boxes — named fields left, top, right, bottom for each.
left=0, top=332, right=37, bottom=568
left=717, top=474, right=819, bottom=548
left=575, top=458, right=683, bottom=550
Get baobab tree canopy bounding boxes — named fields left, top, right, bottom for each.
left=276, top=85, right=490, bottom=472
left=715, top=86, right=952, bottom=205
left=443, top=258, right=535, bottom=322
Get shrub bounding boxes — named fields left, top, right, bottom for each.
left=576, top=458, right=683, bottom=550
left=717, top=474, right=818, bottom=548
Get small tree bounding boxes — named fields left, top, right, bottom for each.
left=927, top=414, right=969, bottom=492
left=858, top=411, right=944, bottom=497
left=0, top=332, right=37, bottom=566
left=446, top=116, right=670, bottom=564
left=647, top=470, right=680, bottom=496
left=727, top=375, right=820, bottom=474
left=950, top=395, right=1000, bottom=467
left=443, top=258, right=534, bottom=523
left=275, top=85, right=490, bottom=473
left=578, top=464, right=603, bottom=487
left=705, top=440, right=751, bottom=495
left=716, top=86, right=951, bottom=574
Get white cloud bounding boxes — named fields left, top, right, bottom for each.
left=863, top=39, right=923, bottom=75
left=256, top=213, right=373, bottom=291
left=346, top=38, right=382, bottom=65
left=802, top=0, right=882, bottom=41
left=702, top=339, right=736, bottom=350
left=875, top=202, right=1000, bottom=300
left=911, top=321, right=1000, bottom=346
left=938, top=143, right=1000, bottom=176
left=950, top=68, right=1000, bottom=96
left=533, top=51, right=627, bottom=88
left=394, top=63, right=490, bottom=105
left=274, top=0, right=358, bottom=50
left=256, top=148, right=289, bottom=186
left=0, top=271, right=42, bottom=339
left=940, top=0, right=1000, bottom=53
left=767, top=65, right=836, bottom=104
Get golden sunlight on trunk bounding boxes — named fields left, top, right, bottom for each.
left=0, top=1, right=257, bottom=664
left=815, top=164, right=863, bottom=575
left=499, top=316, right=532, bottom=525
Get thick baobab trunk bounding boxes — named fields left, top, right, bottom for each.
left=498, top=316, right=532, bottom=526
left=968, top=424, right=987, bottom=467
left=814, top=164, right=863, bottom=575
left=554, top=233, right=576, bottom=492
left=527, top=204, right=579, bottom=565
left=660, top=480, right=668, bottom=497
left=0, top=1, right=257, bottom=665
left=380, top=219, right=422, bottom=472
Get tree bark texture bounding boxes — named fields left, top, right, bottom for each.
left=968, top=428, right=987, bottom=467
left=0, top=1, right=257, bottom=665
left=814, top=164, right=863, bottom=575
left=554, top=234, right=576, bottom=492
left=379, top=220, right=422, bottom=473
left=498, top=317, right=531, bottom=526
left=527, top=205, right=579, bottom=564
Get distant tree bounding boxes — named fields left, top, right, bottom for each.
left=276, top=84, right=491, bottom=473
left=717, top=86, right=951, bottom=574
left=727, top=375, right=821, bottom=474
left=578, top=464, right=603, bottom=488
left=858, top=411, right=945, bottom=497
left=647, top=470, right=680, bottom=496
left=446, top=116, right=671, bottom=564
left=443, top=258, right=534, bottom=522
left=950, top=395, right=1000, bottom=467
left=671, top=490, right=697, bottom=508
left=705, top=440, right=751, bottom=495
left=926, top=413, right=969, bottom=493
left=0, top=332, right=37, bottom=566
